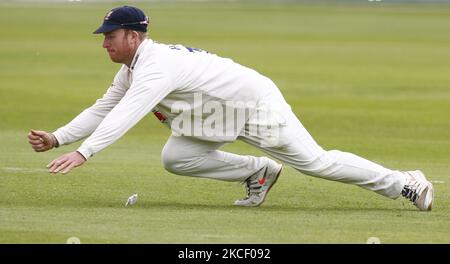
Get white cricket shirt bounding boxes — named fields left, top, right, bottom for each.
left=53, top=39, right=289, bottom=159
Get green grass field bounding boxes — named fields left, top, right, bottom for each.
left=1, top=0, right=449, bottom=243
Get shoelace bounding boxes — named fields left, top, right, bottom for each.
left=241, top=166, right=268, bottom=198
left=402, top=184, right=418, bottom=203
left=247, top=181, right=262, bottom=196
left=239, top=178, right=263, bottom=199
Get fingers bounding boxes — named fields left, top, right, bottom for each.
left=47, top=152, right=86, bottom=175
left=28, top=138, right=43, bottom=145
left=29, top=138, right=45, bottom=151
left=28, top=130, right=55, bottom=152
left=30, top=139, right=49, bottom=152
left=29, top=137, right=47, bottom=151
left=33, top=145, right=48, bottom=152
left=28, top=131, right=41, bottom=141
left=52, top=159, right=72, bottom=174
left=46, top=159, right=57, bottom=170
left=47, top=156, right=69, bottom=173
left=61, top=163, right=77, bottom=174
left=30, top=129, right=46, bottom=137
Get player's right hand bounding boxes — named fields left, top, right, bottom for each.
left=28, top=129, right=58, bottom=152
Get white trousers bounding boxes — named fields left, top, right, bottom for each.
left=161, top=108, right=406, bottom=199
left=162, top=75, right=412, bottom=202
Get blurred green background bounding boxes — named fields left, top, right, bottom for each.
left=0, top=0, right=449, bottom=243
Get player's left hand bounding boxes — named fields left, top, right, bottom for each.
left=47, top=151, right=87, bottom=174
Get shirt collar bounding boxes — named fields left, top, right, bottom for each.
left=127, top=38, right=150, bottom=73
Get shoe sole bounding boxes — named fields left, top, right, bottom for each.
left=252, top=164, right=283, bottom=207
left=413, top=170, right=434, bottom=211
left=427, top=183, right=434, bottom=211
left=418, top=183, right=433, bottom=211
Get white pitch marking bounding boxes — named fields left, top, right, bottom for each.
left=430, top=180, right=445, bottom=184
left=2, top=167, right=48, bottom=173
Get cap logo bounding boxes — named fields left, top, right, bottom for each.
left=104, top=11, right=113, bottom=21
left=141, top=16, right=149, bottom=25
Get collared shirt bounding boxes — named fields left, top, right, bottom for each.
left=128, top=38, right=147, bottom=73
left=53, top=39, right=288, bottom=159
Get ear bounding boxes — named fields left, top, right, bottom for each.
left=131, top=30, right=140, bottom=42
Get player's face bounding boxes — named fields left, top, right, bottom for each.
left=102, top=29, right=136, bottom=65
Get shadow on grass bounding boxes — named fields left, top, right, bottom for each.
left=3, top=196, right=418, bottom=213
left=4, top=193, right=417, bottom=213
left=119, top=200, right=414, bottom=213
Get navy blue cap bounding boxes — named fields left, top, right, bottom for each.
left=93, top=6, right=149, bottom=34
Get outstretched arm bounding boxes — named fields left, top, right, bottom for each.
left=48, top=60, right=173, bottom=175
left=29, top=67, right=130, bottom=174
left=77, top=65, right=172, bottom=160
left=52, top=67, right=130, bottom=146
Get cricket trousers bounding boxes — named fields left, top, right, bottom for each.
left=161, top=84, right=406, bottom=199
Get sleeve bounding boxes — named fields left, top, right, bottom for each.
left=76, top=59, right=173, bottom=160
left=52, top=67, right=129, bottom=146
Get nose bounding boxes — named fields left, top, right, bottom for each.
left=103, top=38, right=109, bottom=49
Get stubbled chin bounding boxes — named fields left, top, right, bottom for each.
left=109, top=55, right=122, bottom=63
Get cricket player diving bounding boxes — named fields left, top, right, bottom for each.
left=28, top=6, right=433, bottom=211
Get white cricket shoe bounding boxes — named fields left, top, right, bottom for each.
left=401, top=170, right=434, bottom=211
left=234, top=160, right=283, bottom=207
